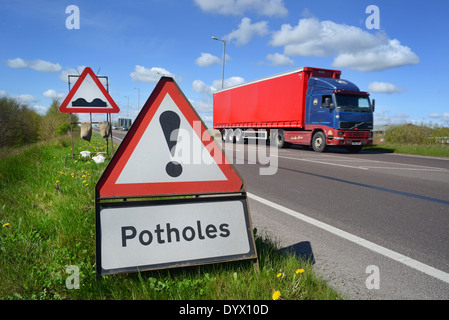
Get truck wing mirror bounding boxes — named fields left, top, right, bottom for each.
left=372, top=99, right=375, bottom=112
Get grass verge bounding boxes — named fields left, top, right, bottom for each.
left=367, top=124, right=449, bottom=157
left=0, top=133, right=343, bottom=300
left=365, top=143, right=449, bottom=158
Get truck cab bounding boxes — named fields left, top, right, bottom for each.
left=305, top=77, right=374, bottom=152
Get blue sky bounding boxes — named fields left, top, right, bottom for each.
left=1, top=0, right=449, bottom=128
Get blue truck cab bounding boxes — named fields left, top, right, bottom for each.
left=305, top=77, right=374, bottom=152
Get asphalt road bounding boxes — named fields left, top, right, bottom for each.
left=109, top=128, right=128, bottom=143
left=225, top=143, right=449, bottom=299
left=106, top=128, right=449, bottom=299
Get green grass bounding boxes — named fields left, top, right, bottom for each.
left=0, top=133, right=343, bottom=300
left=365, top=142, right=449, bottom=158
left=366, top=124, right=449, bottom=158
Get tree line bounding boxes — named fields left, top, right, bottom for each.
left=0, top=96, right=78, bottom=148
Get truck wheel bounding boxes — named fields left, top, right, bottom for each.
left=221, top=129, right=228, bottom=142
left=271, top=130, right=286, bottom=148
left=312, top=131, right=328, bottom=152
left=234, top=128, right=244, bottom=144
left=226, top=129, right=234, bottom=143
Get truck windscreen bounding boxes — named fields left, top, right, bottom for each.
left=335, top=95, right=371, bottom=113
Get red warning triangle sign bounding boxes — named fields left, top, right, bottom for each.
left=59, top=67, right=120, bottom=113
left=96, top=77, right=244, bottom=198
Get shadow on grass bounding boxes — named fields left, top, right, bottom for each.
left=283, top=241, right=315, bottom=265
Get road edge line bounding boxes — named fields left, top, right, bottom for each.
left=247, top=192, right=449, bottom=284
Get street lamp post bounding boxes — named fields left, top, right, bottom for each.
left=134, top=87, right=140, bottom=110
left=124, top=95, right=129, bottom=120
left=212, top=36, right=226, bottom=89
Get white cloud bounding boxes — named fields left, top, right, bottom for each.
left=270, top=18, right=385, bottom=56
left=130, top=65, right=174, bottom=82
left=6, top=57, right=27, bottom=68
left=213, top=76, right=245, bottom=90
left=368, top=82, right=406, bottom=94
left=43, top=89, right=65, bottom=99
left=59, top=66, right=87, bottom=82
left=224, top=17, right=269, bottom=46
left=374, top=111, right=410, bottom=125
left=30, top=59, right=62, bottom=73
left=429, top=112, right=449, bottom=121
left=193, top=79, right=215, bottom=95
left=31, top=105, right=48, bottom=115
left=195, top=53, right=222, bottom=67
left=189, top=98, right=213, bottom=113
left=17, top=94, right=38, bottom=103
left=333, top=39, right=420, bottom=72
left=199, top=114, right=213, bottom=129
left=6, top=57, right=62, bottom=73
left=192, top=76, right=245, bottom=96
left=189, top=97, right=215, bottom=128
left=270, top=18, right=419, bottom=72
left=266, top=53, right=294, bottom=66
left=1, top=92, right=38, bottom=104
left=194, top=0, right=288, bottom=17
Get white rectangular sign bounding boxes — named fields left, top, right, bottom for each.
left=96, top=197, right=256, bottom=275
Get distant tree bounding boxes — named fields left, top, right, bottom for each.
left=0, top=96, right=41, bottom=148
left=39, top=99, right=78, bottom=140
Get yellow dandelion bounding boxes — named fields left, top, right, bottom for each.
left=272, top=290, right=281, bottom=300
left=85, top=184, right=89, bottom=187
left=82, top=174, right=86, bottom=178
left=2, top=223, right=11, bottom=228
left=83, top=180, right=87, bottom=183
left=56, top=180, right=60, bottom=183
left=276, top=273, right=283, bottom=278
left=296, top=269, right=305, bottom=274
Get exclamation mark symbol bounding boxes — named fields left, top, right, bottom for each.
left=159, top=111, right=183, bottom=178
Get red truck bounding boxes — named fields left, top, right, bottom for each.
left=213, top=67, right=374, bottom=152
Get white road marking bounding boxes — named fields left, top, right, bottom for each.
left=359, top=166, right=448, bottom=171
left=276, top=151, right=449, bottom=172
left=247, top=192, right=449, bottom=284
left=277, top=155, right=369, bottom=170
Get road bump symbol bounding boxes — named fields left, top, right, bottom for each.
left=159, top=111, right=183, bottom=177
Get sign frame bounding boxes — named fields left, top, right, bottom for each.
left=95, top=193, right=258, bottom=276
left=59, top=67, right=120, bottom=114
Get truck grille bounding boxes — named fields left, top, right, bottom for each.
left=339, top=121, right=373, bottom=130
left=346, top=131, right=366, bottom=138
